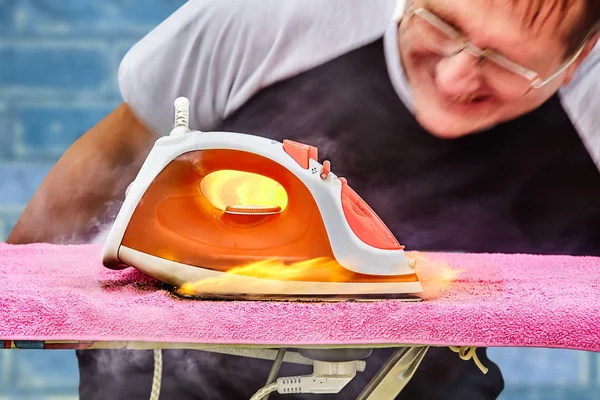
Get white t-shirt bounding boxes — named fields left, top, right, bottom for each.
left=117, top=0, right=600, bottom=164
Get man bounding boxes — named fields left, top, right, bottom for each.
left=7, top=0, right=600, bottom=398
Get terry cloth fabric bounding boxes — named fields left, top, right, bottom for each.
left=0, top=243, right=599, bottom=352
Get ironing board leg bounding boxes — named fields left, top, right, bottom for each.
left=356, top=346, right=429, bottom=400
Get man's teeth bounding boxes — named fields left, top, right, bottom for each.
left=455, top=93, right=477, bottom=103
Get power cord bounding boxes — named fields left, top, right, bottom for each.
left=250, top=382, right=279, bottom=400
left=149, top=349, right=163, bottom=400
left=449, top=346, right=489, bottom=374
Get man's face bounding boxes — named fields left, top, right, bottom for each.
left=398, top=0, right=587, bottom=138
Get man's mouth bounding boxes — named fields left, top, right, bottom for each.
left=452, top=93, right=491, bottom=104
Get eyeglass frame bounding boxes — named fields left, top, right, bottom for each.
left=403, top=6, right=587, bottom=92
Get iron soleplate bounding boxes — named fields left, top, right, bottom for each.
left=170, top=288, right=423, bottom=302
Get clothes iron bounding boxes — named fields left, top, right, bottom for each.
left=101, top=97, right=423, bottom=301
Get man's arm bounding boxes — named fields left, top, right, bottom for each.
left=6, top=103, right=157, bottom=245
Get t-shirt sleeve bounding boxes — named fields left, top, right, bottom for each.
left=117, top=0, right=397, bottom=136
left=560, top=42, right=600, bottom=167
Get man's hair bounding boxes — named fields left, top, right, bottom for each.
left=520, top=0, right=600, bottom=56
left=567, top=0, right=600, bottom=54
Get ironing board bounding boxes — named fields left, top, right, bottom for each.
left=1, top=243, right=599, bottom=398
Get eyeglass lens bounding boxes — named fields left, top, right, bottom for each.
left=408, top=12, right=535, bottom=96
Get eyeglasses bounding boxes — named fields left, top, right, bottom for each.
left=404, top=6, right=585, bottom=96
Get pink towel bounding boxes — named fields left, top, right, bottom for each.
left=0, top=243, right=599, bottom=351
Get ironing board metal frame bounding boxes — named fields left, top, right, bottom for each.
left=1, top=340, right=428, bottom=398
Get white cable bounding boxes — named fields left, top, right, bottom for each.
left=449, top=346, right=489, bottom=374
left=250, top=382, right=278, bottom=400
left=149, top=349, right=163, bottom=400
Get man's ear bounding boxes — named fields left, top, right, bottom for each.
left=562, top=33, right=599, bottom=86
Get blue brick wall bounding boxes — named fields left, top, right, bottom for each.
left=0, top=1, right=184, bottom=398
left=0, top=1, right=598, bottom=399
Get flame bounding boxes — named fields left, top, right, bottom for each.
left=217, top=257, right=343, bottom=280
left=176, top=253, right=461, bottom=299
left=177, top=257, right=341, bottom=296
left=407, top=252, right=464, bottom=299
left=200, top=170, right=288, bottom=211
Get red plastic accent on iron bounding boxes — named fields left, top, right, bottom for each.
left=283, top=139, right=319, bottom=169
left=340, top=182, right=403, bottom=250
left=320, top=160, right=331, bottom=179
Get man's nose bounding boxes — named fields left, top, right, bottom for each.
left=434, top=51, right=483, bottom=95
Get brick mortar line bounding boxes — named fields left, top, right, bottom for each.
left=0, top=28, right=159, bottom=37
left=0, top=39, right=112, bottom=48
left=0, top=160, right=54, bottom=167
left=0, top=99, right=121, bottom=108
left=0, top=206, right=25, bottom=214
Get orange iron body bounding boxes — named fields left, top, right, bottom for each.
left=101, top=97, right=422, bottom=301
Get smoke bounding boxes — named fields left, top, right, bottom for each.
left=88, top=223, right=113, bottom=245
left=78, top=348, right=158, bottom=398
left=86, top=199, right=123, bottom=246
left=79, top=347, right=309, bottom=399
left=300, top=133, right=342, bottom=164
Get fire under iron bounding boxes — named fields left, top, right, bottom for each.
left=101, top=97, right=423, bottom=301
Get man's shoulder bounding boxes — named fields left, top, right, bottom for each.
left=118, top=0, right=397, bottom=134
left=559, top=43, right=600, bottom=166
